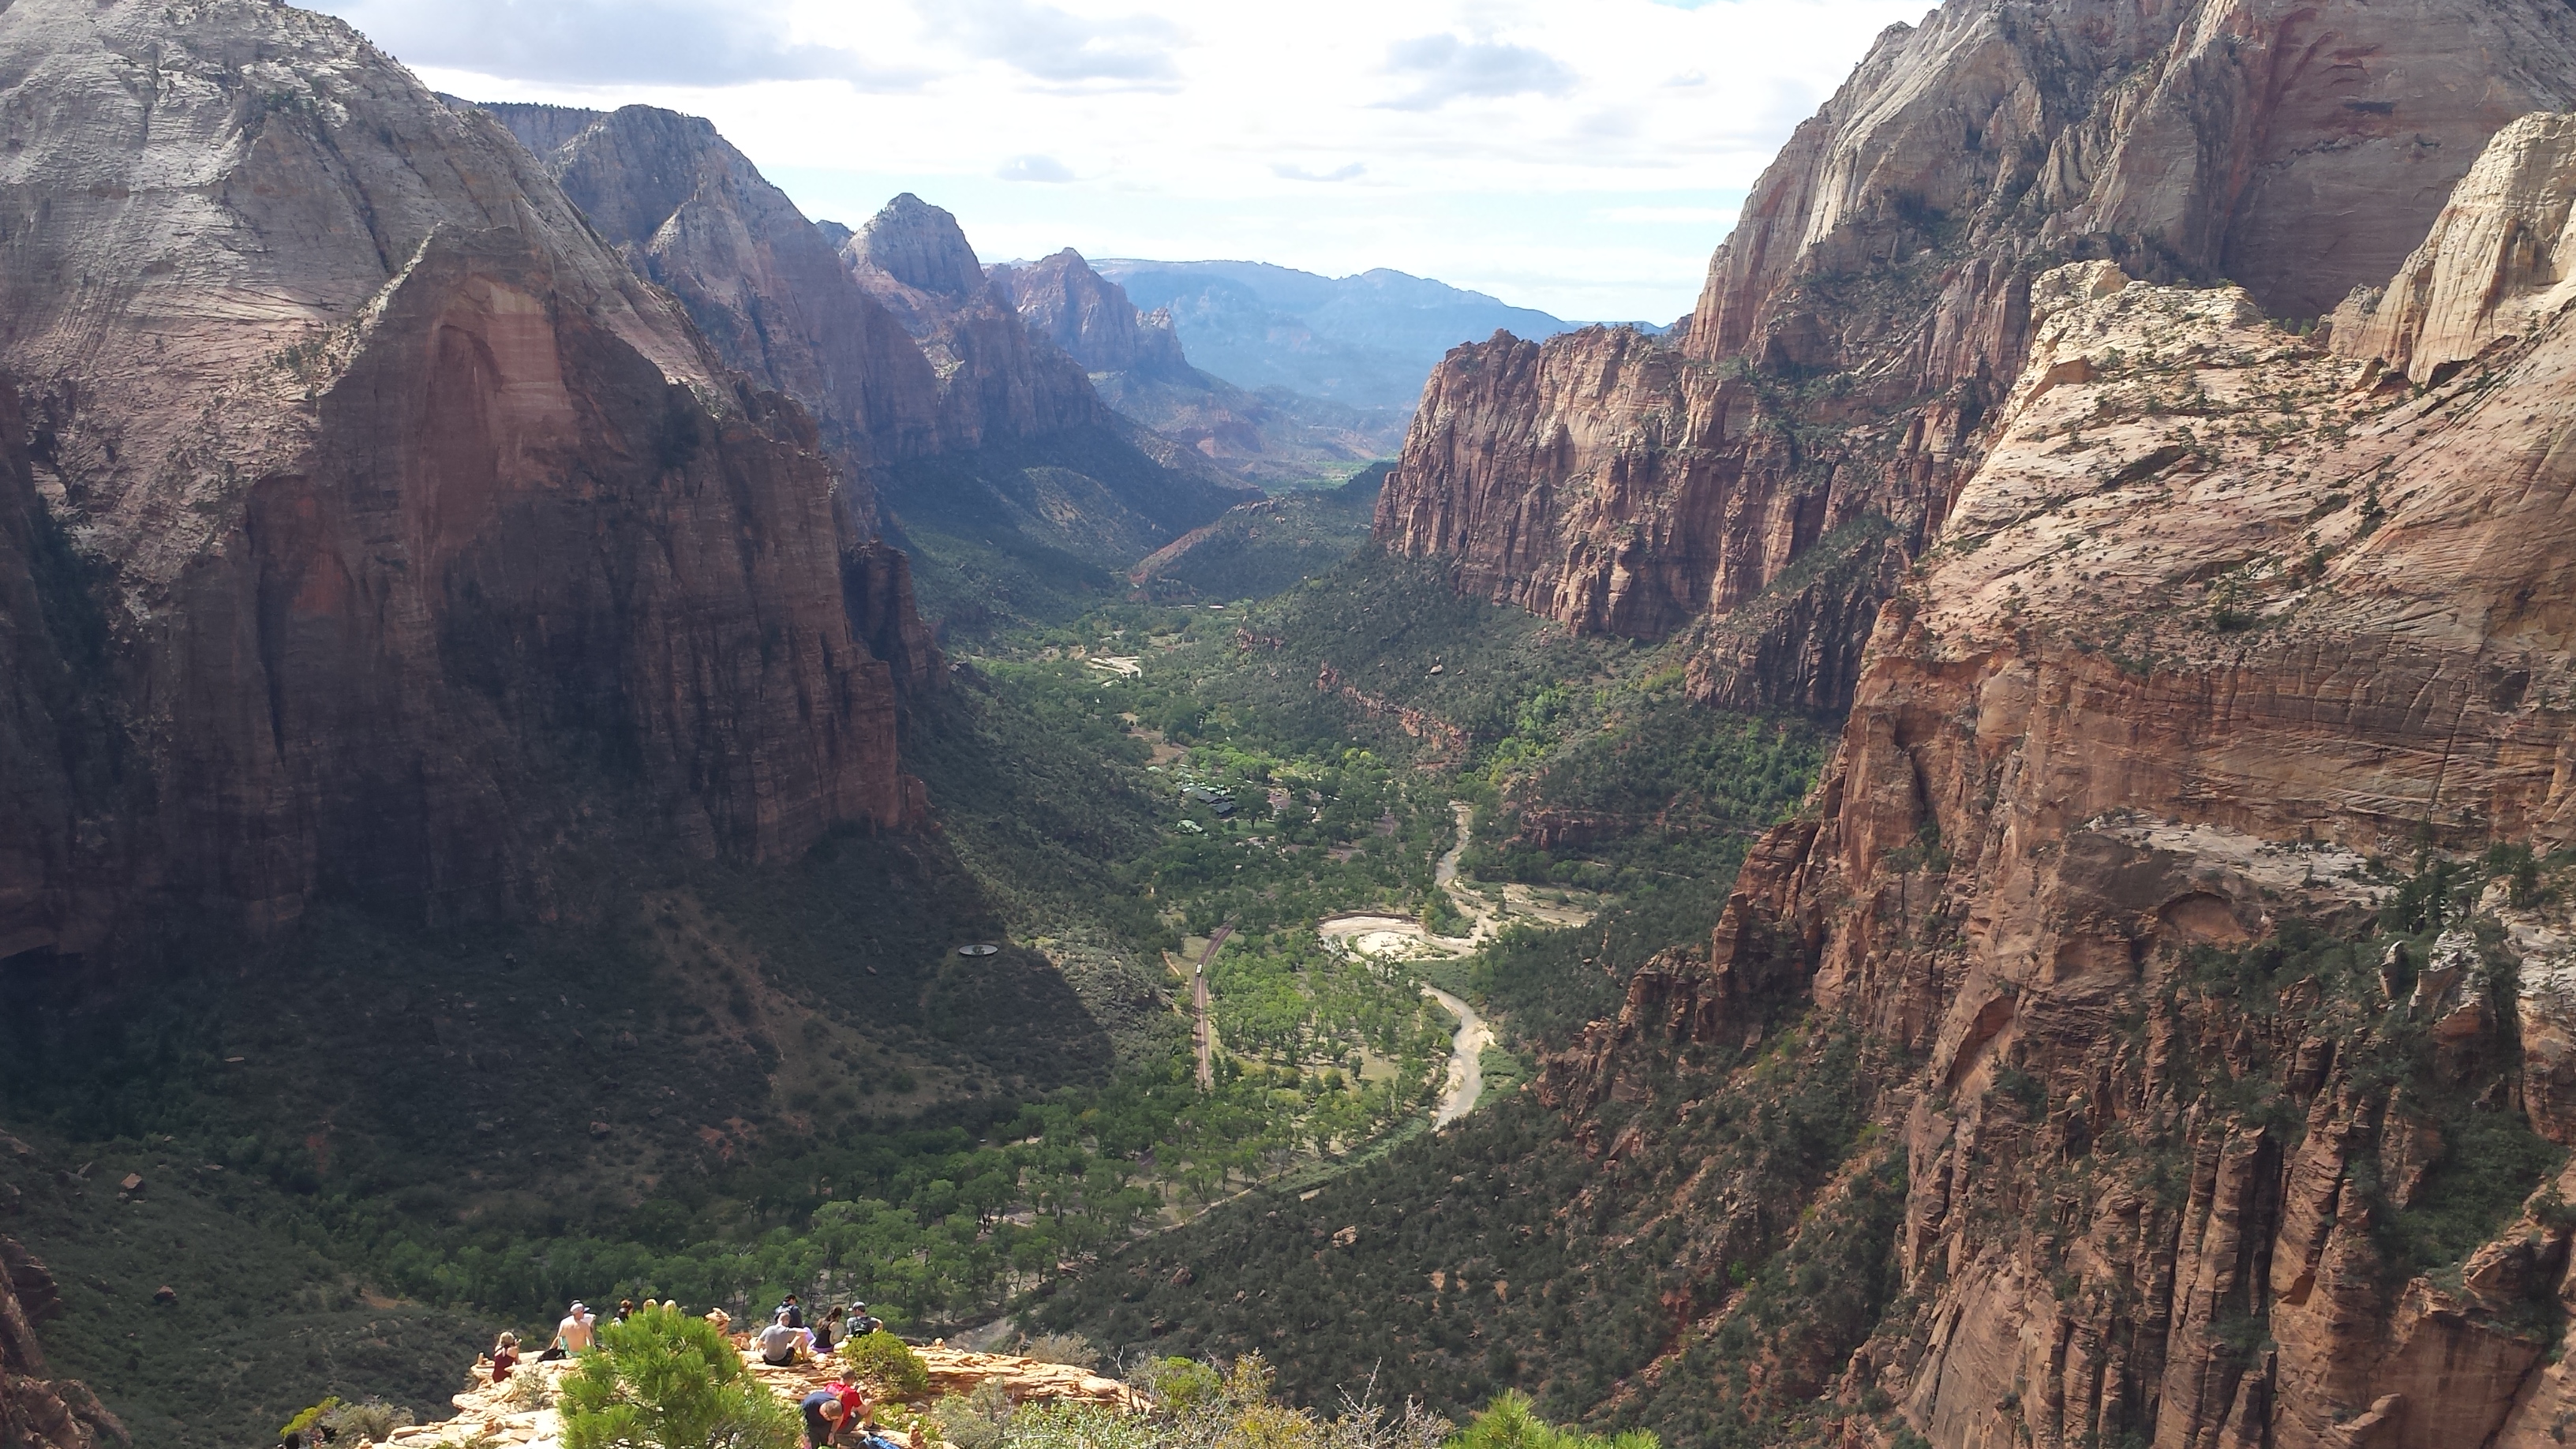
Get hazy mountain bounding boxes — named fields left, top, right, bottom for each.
left=1091, top=259, right=1593, bottom=412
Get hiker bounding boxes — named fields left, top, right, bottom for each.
left=800, top=1390, right=861, bottom=1449
left=489, top=1331, right=520, bottom=1383
left=615, top=1299, right=636, bottom=1324
left=848, top=1301, right=883, bottom=1338
left=811, top=1305, right=846, bottom=1355
left=552, top=1301, right=596, bottom=1358
left=776, top=1293, right=806, bottom=1330
left=758, top=1312, right=807, bottom=1366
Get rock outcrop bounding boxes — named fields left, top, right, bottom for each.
left=0, top=1237, right=124, bottom=1449
left=384, top=1339, right=1138, bottom=1449
left=991, top=251, right=1189, bottom=380
left=483, top=103, right=946, bottom=473
left=0, top=0, right=927, bottom=954
left=1378, top=0, right=2576, bottom=719
left=1682, top=109, right=2576, bottom=1438
left=2328, top=110, right=2576, bottom=386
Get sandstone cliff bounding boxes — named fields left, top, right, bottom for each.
left=483, top=102, right=947, bottom=473
left=1650, top=119, right=2576, bottom=1440
left=0, top=1235, right=123, bottom=1449
left=1379, top=0, right=2576, bottom=720
left=991, top=250, right=1189, bottom=380
left=0, top=0, right=926, bottom=955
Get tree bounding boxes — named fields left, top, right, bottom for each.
left=560, top=1304, right=799, bottom=1449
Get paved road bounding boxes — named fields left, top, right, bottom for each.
left=1423, top=984, right=1494, bottom=1126
left=1192, top=924, right=1232, bottom=1091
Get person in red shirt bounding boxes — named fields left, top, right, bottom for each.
left=489, top=1332, right=520, bottom=1383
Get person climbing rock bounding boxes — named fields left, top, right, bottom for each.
left=758, top=1312, right=807, bottom=1366
left=489, top=1331, right=520, bottom=1383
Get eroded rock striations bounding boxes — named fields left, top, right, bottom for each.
left=1644, top=113, right=2576, bottom=1445
left=1378, top=0, right=2576, bottom=719
left=0, top=0, right=927, bottom=958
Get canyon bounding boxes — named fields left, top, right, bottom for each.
left=28, top=0, right=2576, bottom=1444
left=1377, top=0, right=2576, bottom=720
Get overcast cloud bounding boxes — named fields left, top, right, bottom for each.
left=315, top=0, right=1930, bottom=320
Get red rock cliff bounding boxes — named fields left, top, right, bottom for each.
left=1378, top=0, right=2576, bottom=718
left=0, top=0, right=923, bottom=956
left=1668, top=114, right=2576, bottom=1440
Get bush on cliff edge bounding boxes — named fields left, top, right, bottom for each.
left=561, top=1305, right=797, bottom=1449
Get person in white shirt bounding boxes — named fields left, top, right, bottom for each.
left=758, top=1314, right=807, bottom=1366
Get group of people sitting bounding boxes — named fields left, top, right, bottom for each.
left=757, top=1294, right=886, bottom=1366
left=479, top=1293, right=905, bottom=1447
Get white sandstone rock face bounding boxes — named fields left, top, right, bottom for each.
left=2331, top=112, right=2576, bottom=384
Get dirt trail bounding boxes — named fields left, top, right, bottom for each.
left=1422, top=985, right=1494, bottom=1125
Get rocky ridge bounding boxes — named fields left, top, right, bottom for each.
left=383, top=1341, right=1136, bottom=1449
left=0, top=0, right=929, bottom=956
left=1377, top=0, right=2576, bottom=720
left=1621, top=107, right=2576, bottom=1445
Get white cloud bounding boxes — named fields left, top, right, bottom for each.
left=1273, top=162, right=1368, bottom=182
left=328, top=0, right=1930, bottom=319
left=328, top=0, right=908, bottom=87
left=1376, top=33, right=1575, bottom=110
left=920, top=0, right=1185, bottom=87
left=997, top=154, right=1078, bottom=182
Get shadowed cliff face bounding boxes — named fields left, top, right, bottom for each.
left=0, top=0, right=927, bottom=956
left=1378, top=0, right=2576, bottom=721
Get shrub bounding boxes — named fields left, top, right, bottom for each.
left=1447, top=1392, right=1657, bottom=1449
left=324, top=1402, right=415, bottom=1444
left=1021, top=1332, right=1102, bottom=1372
left=281, top=1399, right=343, bottom=1442
left=842, top=1330, right=933, bottom=1400
left=929, top=1380, right=1016, bottom=1449
left=560, top=1305, right=798, bottom=1449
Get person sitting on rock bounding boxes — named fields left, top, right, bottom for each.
left=490, top=1331, right=520, bottom=1383
left=776, top=1293, right=806, bottom=1330
left=758, top=1312, right=807, bottom=1367
left=811, top=1305, right=845, bottom=1356
left=615, top=1299, right=636, bottom=1324
left=847, top=1302, right=882, bottom=1339
left=553, top=1302, right=597, bottom=1357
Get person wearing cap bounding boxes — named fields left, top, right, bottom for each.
left=848, top=1302, right=882, bottom=1339
left=556, top=1302, right=597, bottom=1357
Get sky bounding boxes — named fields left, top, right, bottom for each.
left=314, top=0, right=1934, bottom=322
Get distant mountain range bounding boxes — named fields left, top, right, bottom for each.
left=1089, top=260, right=1649, bottom=414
